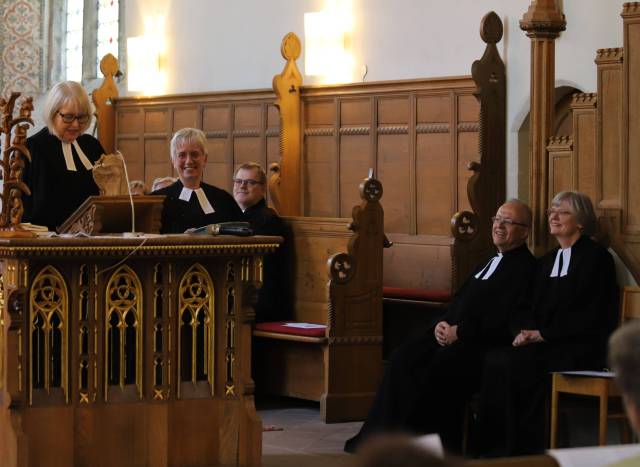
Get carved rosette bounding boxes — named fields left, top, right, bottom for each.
left=328, top=253, right=356, bottom=284
left=451, top=210, right=479, bottom=242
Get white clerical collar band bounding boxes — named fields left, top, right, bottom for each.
left=475, top=253, right=503, bottom=280
left=550, top=247, right=571, bottom=278
left=61, top=140, right=94, bottom=172
left=179, top=187, right=215, bottom=214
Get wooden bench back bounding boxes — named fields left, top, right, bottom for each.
left=281, top=175, right=386, bottom=334
left=282, top=216, right=352, bottom=324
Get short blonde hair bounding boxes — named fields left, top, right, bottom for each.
left=44, top=81, right=93, bottom=134
left=170, top=128, right=207, bottom=160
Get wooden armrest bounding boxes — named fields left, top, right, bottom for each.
left=252, top=329, right=328, bottom=344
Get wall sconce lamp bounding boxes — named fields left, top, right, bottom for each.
left=126, top=16, right=166, bottom=95
left=304, top=1, right=354, bottom=84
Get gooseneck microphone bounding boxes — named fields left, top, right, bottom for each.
left=116, top=150, right=140, bottom=237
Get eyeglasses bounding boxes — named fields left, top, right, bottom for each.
left=546, top=208, right=573, bottom=217
left=491, top=216, right=528, bottom=227
left=58, top=112, right=90, bottom=124
left=232, top=178, right=263, bottom=187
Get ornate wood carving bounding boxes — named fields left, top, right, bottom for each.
left=520, top=0, right=566, bottom=254
left=0, top=93, right=34, bottom=237
left=0, top=235, right=279, bottom=467
left=452, top=11, right=507, bottom=289
left=92, top=54, right=120, bottom=154
left=271, top=32, right=303, bottom=215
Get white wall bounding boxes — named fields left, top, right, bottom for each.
left=124, top=0, right=627, bottom=197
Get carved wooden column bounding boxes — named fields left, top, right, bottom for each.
left=271, top=33, right=303, bottom=216
left=92, top=54, right=120, bottom=155
left=622, top=3, right=640, bottom=236
left=520, top=0, right=566, bottom=254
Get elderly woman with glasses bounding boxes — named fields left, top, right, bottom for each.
left=151, top=127, right=241, bottom=233
left=23, top=81, right=105, bottom=230
left=475, top=191, right=619, bottom=457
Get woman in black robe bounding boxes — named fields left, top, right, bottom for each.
left=23, top=81, right=104, bottom=230
left=474, top=191, right=619, bottom=457
left=151, top=128, right=241, bottom=233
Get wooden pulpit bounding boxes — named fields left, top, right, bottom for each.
left=58, top=195, right=165, bottom=235
left=0, top=234, right=281, bottom=467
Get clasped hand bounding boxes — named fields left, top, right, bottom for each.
left=435, top=321, right=458, bottom=347
left=512, top=329, right=544, bottom=347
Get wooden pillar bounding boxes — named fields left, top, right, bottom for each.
left=622, top=3, right=640, bottom=235
left=520, top=0, right=566, bottom=254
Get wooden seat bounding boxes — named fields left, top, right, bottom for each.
left=549, top=285, right=640, bottom=448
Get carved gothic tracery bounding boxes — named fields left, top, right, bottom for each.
left=29, top=266, right=68, bottom=403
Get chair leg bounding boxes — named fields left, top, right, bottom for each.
left=598, top=395, right=608, bottom=446
left=550, top=381, right=559, bottom=449
left=621, top=417, right=632, bottom=444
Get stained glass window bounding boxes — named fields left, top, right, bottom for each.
left=63, top=0, right=120, bottom=81
left=64, top=0, right=84, bottom=82
left=97, top=0, right=119, bottom=70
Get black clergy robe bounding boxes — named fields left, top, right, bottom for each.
left=23, top=127, right=103, bottom=230
left=240, top=199, right=289, bottom=322
left=152, top=180, right=242, bottom=234
left=474, top=235, right=619, bottom=457
left=344, top=243, right=536, bottom=454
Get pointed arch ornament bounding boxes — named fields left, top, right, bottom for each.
left=104, top=264, right=143, bottom=399
left=29, top=265, right=69, bottom=404
left=177, top=263, right=215, bottom=397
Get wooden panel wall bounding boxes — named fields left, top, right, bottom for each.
left=114, top=91, right=280, bottom=194
left=113, top=78, right=478, bottom=238
left=300, top=77, right=479, bottom=235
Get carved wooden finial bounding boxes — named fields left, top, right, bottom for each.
left=281, top=32, right=301, bottom=62
left=480, top=11, right=503, bottom=44
left=272, top=32, right=303, bottom=216
left=93, top=53, right=120, bottom=154
left=99, top=53, right=119, bottom=78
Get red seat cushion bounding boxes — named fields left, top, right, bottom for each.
left=383, top=286, right=452, bottom=303
left=254, top=321, right=327, bottom=338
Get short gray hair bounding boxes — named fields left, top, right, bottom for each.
left=43, top=81, right=93, bottom=134
left=504, top=198, right=532, bottom=227
left=609, top=320, right=640, bottom=409
left=235, top=162, right=267, bottom=184
left=551, top=191, right=597, bottom=236
left=170, top=128, right=207, bottom=160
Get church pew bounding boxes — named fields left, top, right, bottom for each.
left=252, top=174, right=385, bottom=422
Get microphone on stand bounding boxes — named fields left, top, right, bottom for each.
left=116, top=150, right=142, bottom=237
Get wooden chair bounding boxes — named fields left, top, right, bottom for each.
left=549, top=285, right=640, bottom=448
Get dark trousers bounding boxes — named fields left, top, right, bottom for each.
left=474, top=341, right=598, bottom=457
left=345, top=334, right=484, bottom=454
